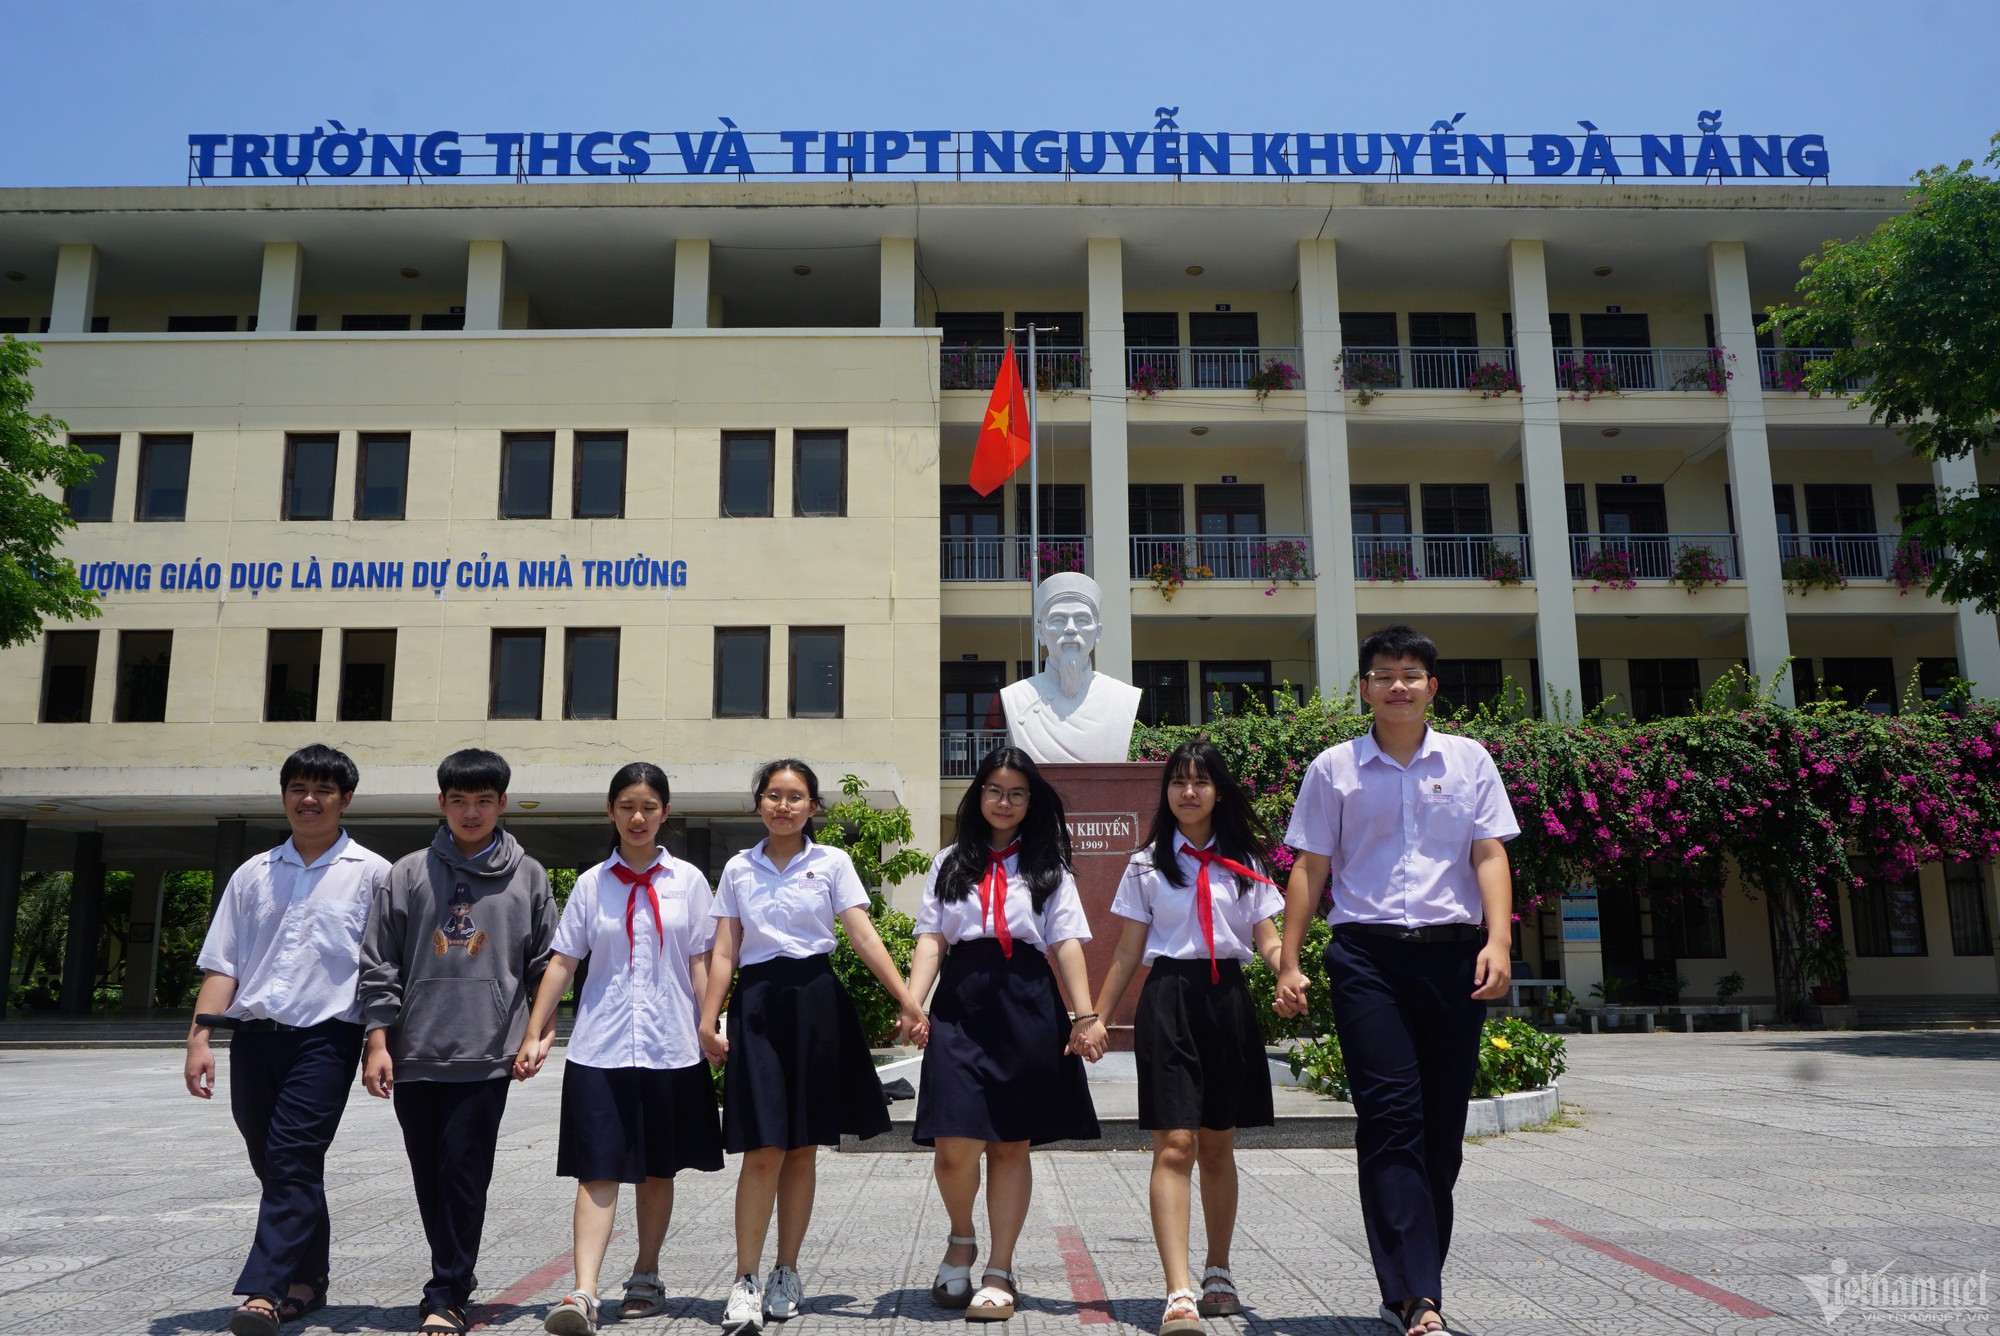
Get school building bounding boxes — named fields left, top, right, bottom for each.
left=1, top=169, right=1995, bottom=1019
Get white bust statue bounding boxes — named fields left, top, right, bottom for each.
left=1000, top=573, right=1143, bottom=765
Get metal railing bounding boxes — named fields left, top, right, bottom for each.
left=941, top=728, right=1011, bottom=779
left=1569, top=534, right=1740, bottom=581
left=940, top=534, right=1091, bottom=582
left=1351, top=534, right=1534, bottom=580
left=1551, top=347, right=1725, bottom=393
left=1340, top=346, right=1517, bottom=392
left=1129, top=534, right=1313, bottom=582
left=1124, top=346, right=1303, bottom=392
left=1757, top=347, right=1869, bottom=393
left=1779, top=533, right=1915, bottom=582
left=939, top=345, right=1089, bottom=392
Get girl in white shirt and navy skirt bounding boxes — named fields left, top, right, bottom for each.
left=1078, top=739, right=1283, bottom=1336
left=906, top=746, right=1101, bottom=1323
left=516, top=763, right=725, bottom=1336
left=699, top=759, right=929, bottom=1336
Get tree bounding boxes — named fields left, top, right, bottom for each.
left=815, top=772, right=932, bottom=905
left=0, top=337, right=99, bottom=647
left=1766, top=134, right=2000, bottom=610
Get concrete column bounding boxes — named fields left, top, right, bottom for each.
left=121, top=867, right=167, bottom=1014
left=1507, top=241, right=1584, bottom=715
left=210, top=819, right=247, bottom=913
left=464, top=240, right=508, bottom=332
left=256, top=242, right=303, bottom=334
left=50, top=244, right=99, bottom=335
left=1085, top=238, right=1133, bottom=680
left=90, top=632, right=119, bottom=723
left=58, top=832, right=105, bottom=1015
left=879, top=238, right=917, bottom=327
left=0, top=820, right=24, bottom=1018
left=673, top=239, right=711, bottom=330
left=316, top=627, right=342, bottom=721
left=1298, top=240, right=1361, bottom=697
left=542, top=627, right=565, bottom=721
left=1931, top=453, right=2000, bottom=695
left=1708, top=240, right=1795, bottom=705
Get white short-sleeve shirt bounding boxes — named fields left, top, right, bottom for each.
left=552, top=848, right=716, bottom=1070
left=712, top=836, right=869, bottom=965
left=1111, top=841, right=1283, bottom=965
left=913, top=845, right=1092, bottom=949
left=197, top=832, right=391, bottom=1028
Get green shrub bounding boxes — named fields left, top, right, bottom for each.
left=1287, top=1016, right=1568, bottom=1102
left=831, top=908, right=917, bottom=1044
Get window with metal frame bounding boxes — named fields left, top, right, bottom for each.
left=488, top=630, right=545, bottom=720
left=714, top=628, right=770, bottom=718
left=499, top=433, right=555, bottom=519
left=721, top=432, right=775, bottom=518
left=283, top=433, right=338, bottom=521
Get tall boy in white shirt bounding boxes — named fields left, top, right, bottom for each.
left=184, top=744, right=391, bottom=1336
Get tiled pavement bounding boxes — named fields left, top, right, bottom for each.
left=2, top=1031, right=1997, bottom=1335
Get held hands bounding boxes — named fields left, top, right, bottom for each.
left=1471, top=943, right=1513, bottom=1001
left=699, top=1019, right=729, bottom=1066
left=183, top=1038, right=215, bottom=1100
left=1273, top=966, right=1312, bottom=1018
left=512, top=1032, right=553, bottom=1082
left=896, top=1001, right=930, bottom=1049
left=1067, top=1016, right=1107, bottom=1062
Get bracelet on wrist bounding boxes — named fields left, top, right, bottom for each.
left=1071, top=1013, right=1099, bottom=1023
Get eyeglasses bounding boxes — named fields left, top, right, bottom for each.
left=980, top=785, right=1031, bottom=806
left=758, top=793, right=814, bottom=809
left=1362, top=671, right=1432, bottom=687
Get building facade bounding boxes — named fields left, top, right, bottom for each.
left=1, top=178, right=1996, bottom=1015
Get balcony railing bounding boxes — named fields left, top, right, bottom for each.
left=1757, top=347, right=1869, bottom=393
left=1351, top=534, right=1534, bottom=581
left=1551, top=347, right=1730, bottom=393
left=1780, top=533, right=1917, bottom=582
left=1124, top=346, right=1303, bottom=392
left=941, top=728, right=1011, bottom=779
left=941, top=534, right=1091, bottom=582
left=939, top=345, right=1088, bottom=392
left=1340, top=347, right=1517, bottom=392
left=1129, top=534, right=1313, bottom=582
left=1569, top=534, right=1740, bottom=581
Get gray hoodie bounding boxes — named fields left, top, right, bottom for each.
left=359, top=825, right=557, bottom=1082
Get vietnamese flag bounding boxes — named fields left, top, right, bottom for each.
left=969, top=343, right=1031, bottom=496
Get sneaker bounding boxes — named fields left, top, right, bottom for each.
left=764, top=1266, right=804, bottom=1321
left=723, top=1274, right=762, bottom=1335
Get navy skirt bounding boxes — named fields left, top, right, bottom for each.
left=914, top=938, right=1100, bottom=1147
left=1135, top=957, right=1274, bottom=1131
left=556, top=1060, right=724, bottom=1183
left=724, top=952, right=892, bottom=1152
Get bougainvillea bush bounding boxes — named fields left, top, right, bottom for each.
left=1132, top=671, right=2000, bottom=1016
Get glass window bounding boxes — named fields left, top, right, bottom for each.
left=340, top=313, right=411, bottom=331
left=1434, top=659, right=1503, bottom=714
left=1945, top=862, right=1993, bottom=956
left=565, top=629, right=620, bottom=720
left=65, top=436, right=120, bottom=522
left=499, top=433, right=554, bottom=519
left=1804, top=483, right=1877, bottom=534
left=1817, top=657, right=1896, bottom=715
left=794, top=431, right=846, bottom=517
left=1666, top=891, right=1728, bottom=959
left=573, top=431, right=627, bottom=520
left=136, top=435, right=192, bottom=522
left=1579, top=659, right=1605, bottom=712
left=714, top=628, right=770, bottom=718
left=1628, top=659, right=1700, bottom=721
left=1128, top=484, right=1184, bottom=537
left=167, top=315, right=237, bottom=332
left=1123, top=312, right=1179, bottom=347
left=114, top=630, right=173, bottom=723
left=339, top=630, right=396, bottom=721
left=488, top=630, right=545, bottom=720
left=1851, top=871, right=1927, bottom=957
left=39, top=630, right=98, bottom=723
left=1134, top=660, right=1191, bottom=727
left=283, top=433, right=338, bottom=521
left=264, top=630, right=321, bottom=722
left=1339, top=312, right=1398, bottom=348
left=421, top=312, right=465, bottom=331
left=1351, top=484, right=1411, bottom=536
left=355, top=433, right=409, bottom=520
left=721, top=432, right=774, bottom=517
left=789, top=627, right=843, bottom=718
left=1200, top=660, right=1272, bottom=722
left=1421, top=484, right=1492, bottom=535
left=1016, top=483, right=1085, bottom=536
left=939, top=312, right=1005, bottom=348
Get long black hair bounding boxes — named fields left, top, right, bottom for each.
left=936, top=746, right=1072, bottom=912
left=1143, top=738, right=1273, bottom=890
left=751, top=757, right=821, bottom=839
left=605, top=761, right=672, bottom=859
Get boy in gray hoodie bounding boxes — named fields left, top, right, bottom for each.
left=360, top=748, right=557, bottom=1335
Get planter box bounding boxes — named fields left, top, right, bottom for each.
left=1463, top=1083, right=1560, bottom=1137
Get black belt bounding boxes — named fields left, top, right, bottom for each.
left=197, top=1013, right=348, bottom=1034
left=1336, top=922, right=1484, bottom=944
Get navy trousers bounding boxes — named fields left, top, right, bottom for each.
left=393, top=1077, right=510, bottom=1312
left=1324, top=928, right=1485, bottom=1307
left=228, top=1020, right=365, bottom=1302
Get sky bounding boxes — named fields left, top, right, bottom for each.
left=1, top=0, right=1995, bottom=189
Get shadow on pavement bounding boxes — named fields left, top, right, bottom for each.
left=1750, top=1031, right=2000, bottom=1061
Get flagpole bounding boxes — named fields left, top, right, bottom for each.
left=1026, top=322, right=1039, bottom=662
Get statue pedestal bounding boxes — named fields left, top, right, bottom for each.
left=1043, top=760, right=1165, bottom=1051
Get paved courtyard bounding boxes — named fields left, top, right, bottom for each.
left=2, top=1031, right=1996, bottom=1336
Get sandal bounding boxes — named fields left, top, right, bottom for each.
left=1197, top=1266, right=1240, bottom=1317
left=932, top=1233, right=978, bottom=1309
left=622, top=1271, right=668, bottom=1319
left=544, top=1289, right=599, bottom=1335
left=418, top=1299, right=472, bottom=1334
left=965, top=1269, right=1017, bottom=1323
left=1378, top=1297, right=1447, bottom=1335
left=228, top=1298, right=281, bottom=1336
left=278, top=1274, right=330, bottom=1323
left=1160, top=1287, right=1204, bottom=1335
